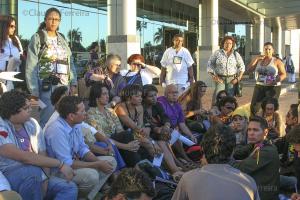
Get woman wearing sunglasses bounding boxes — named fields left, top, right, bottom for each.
left=0, top=16, right=23, bottom=91
left=211, top=96, right=238, bottom=125
left=121, top=54, right=160, bottom=86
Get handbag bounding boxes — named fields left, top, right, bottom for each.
left=233, top=78, right=242, bottom=97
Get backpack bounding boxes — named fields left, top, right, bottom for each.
left=285, top=59, right=295, bottom=73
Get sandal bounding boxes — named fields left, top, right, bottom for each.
left=177, top=158, right=198, bottom=171
left=172, top=171, right=185, bottom=183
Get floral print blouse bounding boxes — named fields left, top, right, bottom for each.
left=86, top=107, right=124, bottom=137
left=207, top=49, right=245, bottom=76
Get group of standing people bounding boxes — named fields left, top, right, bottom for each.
left=208, top=36, right=287, bottom=118
left=0, top=5, right=299, bottom=200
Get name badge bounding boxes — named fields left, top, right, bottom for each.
left=56, top=63, right=68, bottom=74
left=173, top=56, right=182, bottom=64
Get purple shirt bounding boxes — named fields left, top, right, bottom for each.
left=14, top=128, right=32, bottom=152
left=157, top=96, right=185, bottom=128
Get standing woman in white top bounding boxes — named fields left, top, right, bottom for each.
left=248, top=42, right=286, bottom=116
left=121, top=54, right=160, bottom=86
left=0, top=16, right=23, bottom=91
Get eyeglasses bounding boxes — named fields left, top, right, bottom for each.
left=9, top=25, right=16, bottom=29
left=47, top=18, right=61, bottom=22
left=74, top=110, right=86, bottom=115
left=112, top=64, right=121, bottom=67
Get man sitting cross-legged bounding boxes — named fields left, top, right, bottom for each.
left=44, top=95, right=117, bottom=199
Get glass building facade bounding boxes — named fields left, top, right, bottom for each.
left=1, top=0, right=247, bottom=69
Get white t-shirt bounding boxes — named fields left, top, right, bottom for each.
left=160, top=47, right=194, bottom=85
left=0, top=38, right=21, bottom=71
left=120, top=68, right=158, bottom=85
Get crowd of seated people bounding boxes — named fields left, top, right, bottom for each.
left=0, top=51, right=300, bottom=200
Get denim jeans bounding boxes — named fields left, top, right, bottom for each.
left=39, top=81, right=66, bottom=128
left=280, top=175, right=297, bottom=191
left=45, top=176, right=78, bottom=200
left=4, top=165, right=77, bottom=200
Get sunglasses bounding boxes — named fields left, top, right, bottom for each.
left=132, top=63, right=143, bottom=67
left=225, top=106, right=235, bottom=110
left=9, top=25, right=16, bottom=28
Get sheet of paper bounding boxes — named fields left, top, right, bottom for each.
left=0, top=72, right=23, bottom=81
left=152, top=153, right=164, bottom=167
left=39, top=99, right=47, bottom=109
left=169, top=129, right=180, bottom=145
left=179, top=135, right=195, bottom=146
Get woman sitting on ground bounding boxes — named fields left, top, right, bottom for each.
left=257, top=97, right=284, bottom=139
left=143, top=84, right=184, bottom=175
left=210, top=96, right=238, bottom=125
left=86, top=82, right=142, bottom=168
left=114, top=84, right=161, bottom=163
left=178, top=81, right=210, bottom=134
left=210, top=90, right=228, bottom=116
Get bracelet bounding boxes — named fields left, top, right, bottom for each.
left=58, top=161, right=64, bottom=170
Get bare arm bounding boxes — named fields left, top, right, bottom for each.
left=115, top=104, right=139, bottom=131
left=144, top=64, right=161, bottom=77
left=0, top=144, right=61, bottom=168
left=276, top=59, right=287, bottom=82
left=178, top=122, right=193, bottom=138
left=75, top=151, right=114, bottom=173
left=188, top=66, right=194, bottom=82
left=71, top=151, right=101, bottom=169
left=160, top=67, right=167, bottom=85
left=185, top=109, right=205, bottom=119
left=247, top=55, right=263, bottom=72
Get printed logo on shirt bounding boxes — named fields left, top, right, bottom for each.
left=173, top=56, right=182, bottom=64
left=0, top=131, right=8, bottom=138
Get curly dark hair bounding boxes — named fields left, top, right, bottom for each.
left=120, top=84, right=142, bottom=102
left=142, top=84, right=158, bottom=98
left=88, top=82, right=109, bottom=107
left=201, top=123, right=236, bottom=164
left=220, top=36, right=236, bottom=50
left=218, top=96, right=238, bottom=110
left=261, top=97, right=279, bottom=112
left=57, top=96, right=83, bottom=119
left=0, top=90, right=29, bottom=119
left=50, top=86, right=68, bottom=106
left=107, top=168, right=155, bottom=199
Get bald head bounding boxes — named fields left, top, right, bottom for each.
left=164, top=84, right=178, bottom=103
